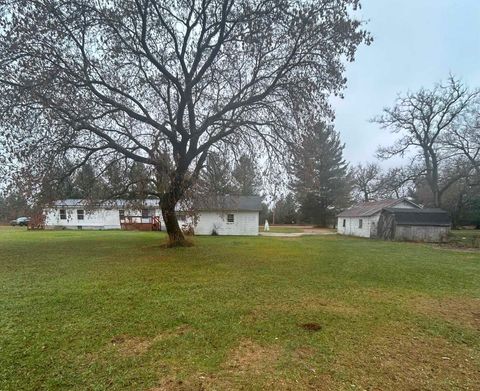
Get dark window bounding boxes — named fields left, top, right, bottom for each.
left=60, top=209, right=66, bottom=220
left=227, top=214, right=234, bottom=223
left=342, top=219, right=346, bottom=227
left=77, top=210, right=84, bottom=220
left=119, top=210, right=125, bottom=220
left=359, top=219, right=363, bottom=229
left=141, top=209, right=149, bottom=218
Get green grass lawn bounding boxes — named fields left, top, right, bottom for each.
left=449, top=229, right=480, bottom=248
left=1, top=228, right=479, bottom=390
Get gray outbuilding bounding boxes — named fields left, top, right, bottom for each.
left=377, top=208, right=451, bottom=242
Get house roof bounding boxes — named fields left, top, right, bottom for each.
left=50, top=199, right=160, bottom=208
left=382, top=208, right=451, bottom=226
left=49, top=196, right=263, bottom=212
left=193, top=195, right=263, bottom=212
left=337, top=198, right=419, bottom=218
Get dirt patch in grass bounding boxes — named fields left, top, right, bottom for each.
left=293, top=346, right=317, bottom=360
left=153, top=324, right=194, bottom=342
left=334, top=327, right=480, bottom=390
left=150, top=341, right=330, bottom=390
left=149, top=340, right=284, bottom=390
left=150, top=341, right=336, bottom=391
left=412, top=296, right=480, bottom=330
left=150, top=375, right=303, bottom=391
left=224, top=339, right=282, bottom=374
left=111, top=335, right=152, bottom=357
left=111, top=325, right=193, bottom=358
left=148, top=377, right=210, bottom=391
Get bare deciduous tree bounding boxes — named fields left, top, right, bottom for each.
left=351, top=162, right=382, bottom=202
left=375, top=76, right=479, bottom=207
left=351, top=162, right=418, bottom=202
left=441, top=107, right=480, bottom=177
left=0, top=0, right=369, bottom=246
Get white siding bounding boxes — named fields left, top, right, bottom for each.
left=194, top=211, right=259, bottom=236
left=336, top=200, right=419, bottom=238
left=44, top=206, right=259, bottom=235
left=337, top=215, right=379, bottom=238
left=45, top=207, right=162, bottom=230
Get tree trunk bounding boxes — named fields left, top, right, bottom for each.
left=363, top=190, right=369, bottom=202
left=161, top=198, right=191, bottom=247
left=432, top=188, right=441, bottom=208
left=430, top=150, right=441, bottom=208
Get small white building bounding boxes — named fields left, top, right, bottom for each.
left=337, top=198, right=420, bottom=238
left=192, top=195, right=262, bottom=236
left=44, top=195, right=262, bottom=236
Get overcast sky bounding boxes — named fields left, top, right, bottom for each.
left=332, top=0, right=480, bottom=167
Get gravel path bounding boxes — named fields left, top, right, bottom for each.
left=259, top=229, right=336, bottom=237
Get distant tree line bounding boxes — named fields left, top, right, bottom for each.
left=267, top=76, right=480, bottom=228
left=2, top=75, right=479, bottom=229
left=197, top=153, right=262, bottom=197
left=373, top=76, right=480, bottom=228
left=0, top=192, right=30, bottom=222
left=0, top=154, right=265, bottom=222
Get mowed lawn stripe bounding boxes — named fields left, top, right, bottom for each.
left=0, top=228, right=479, bottom=390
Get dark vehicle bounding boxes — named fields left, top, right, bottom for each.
left=10, top=217, right=31, bottom=226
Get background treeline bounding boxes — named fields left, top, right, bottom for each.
left=266, top=77, right=480, bottom=228
left=2, top=77, right=479, bottom=228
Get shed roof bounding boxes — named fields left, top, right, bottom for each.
left=193, top=195, right=263, bottom=212
left=382, top=208, right=451, bottom=226
left=337, top=198, right=419, bottom=218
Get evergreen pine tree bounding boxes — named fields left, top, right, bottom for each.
left=291, top=122, right=351, bottom=227
left=198, top=152, right=235, bottom=195
left=232, top=155, right=261, bottom=196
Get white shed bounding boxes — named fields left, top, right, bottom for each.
left=192, top=195, right=262, bottom=236
left=337, top=198, right=420, bottom=238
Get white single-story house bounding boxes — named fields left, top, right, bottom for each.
left=337, top=198, right=420, bottom=238
left=44, top=195, right=262, bottom=236
left=44, top=199, right=162, bottom=230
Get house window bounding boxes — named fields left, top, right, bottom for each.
left=227, top=214, right=234, bottom=223
left=60, top=209, right=66, bottom=220
left=342, top=219, right=346, bottom=227
left=77, top=210, right=84, bottom=220
left=119, top=210, right=125, bottom=220
left=141, top=209, right=149, bottom=218
left=359, top=219, right=363, bottom=229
